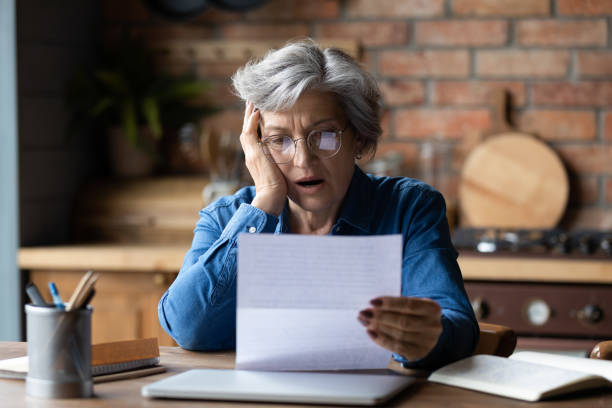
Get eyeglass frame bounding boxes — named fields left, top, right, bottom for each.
left=257, top=126, right=347, bottom=165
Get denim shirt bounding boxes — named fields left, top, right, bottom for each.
left=158, top=165, right=478, bottom=370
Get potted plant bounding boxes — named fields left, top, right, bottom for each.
left=66, top=39, right=212, bottom=177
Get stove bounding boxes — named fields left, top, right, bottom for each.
left=453, top=228, right=612, bottom=257
left=453, top=228, right=612, bottom=355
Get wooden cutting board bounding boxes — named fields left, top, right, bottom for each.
left=459, top=131, right=568, bottom=228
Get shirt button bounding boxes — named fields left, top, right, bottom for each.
left=248, top=226, right=257, bottom=233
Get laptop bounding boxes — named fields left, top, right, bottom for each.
left=141, top=368, right=415, bottom=406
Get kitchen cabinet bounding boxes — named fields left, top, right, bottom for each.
left=20, top=245, right=185, bottom=346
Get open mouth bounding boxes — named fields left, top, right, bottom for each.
left=297, top=179, right=324, bottom=187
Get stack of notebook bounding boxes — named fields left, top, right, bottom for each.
left=0, top=337, right=164, bottom=383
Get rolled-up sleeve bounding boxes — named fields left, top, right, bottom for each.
left=394, top=188, right=479, bottom=369
left=158, top=202, right=278, bottom=350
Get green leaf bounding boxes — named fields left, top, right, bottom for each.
left=89, top=97, right=115, bottom=117
left=95, top=70, right=129, bottom=95
left=65, top=37, right=215, bottom=143
left=158, top=79, right=209, bottom=102
left=120, top=100, right=138, bottom=145
left=141, top=97, right=162, bottom=139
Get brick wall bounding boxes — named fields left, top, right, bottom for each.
left=19, top=0, right=102, bottom=245
left=103, top=0, right=612, bottom=230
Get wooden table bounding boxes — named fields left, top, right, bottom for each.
left=1, top=343, right=610, bottom=407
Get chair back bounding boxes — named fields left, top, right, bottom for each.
left=590, top=341, right=612, bottom=360
left=473, top=323, right=612, bottom=361
left=473, top=322, right=517, bottom=357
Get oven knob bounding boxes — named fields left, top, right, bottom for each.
left=601, top=237, right=612, bottom=256
left=577, top=304, right=603, bottom=324
left=578, top=236, right=595, bottom=254
left=471, top=297, right=490, bottom=320
left=525, top=299, right=551, bottom=326
left=549, top=232, right=570, bottom=254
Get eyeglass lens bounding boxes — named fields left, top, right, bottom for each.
left=262, top=130, right=342, bottom=163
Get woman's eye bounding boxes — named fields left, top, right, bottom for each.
left=265, top=136, right=287, bottom=146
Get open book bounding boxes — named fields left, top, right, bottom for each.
left=0, top=338, right=164, bottom=383
left=429, top=351, right=612, bottom=401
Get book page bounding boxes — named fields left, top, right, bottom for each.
left=429, top=354, right=604, bottom=402
left=0, top=356, right=27, bottom=379
left=236, top=234, right=402, bottom=371
left=0, top=355, right=161, bottom=378
left=511, top=351, right=612, bottom=382
left=0, top=337, right=161, bottom=379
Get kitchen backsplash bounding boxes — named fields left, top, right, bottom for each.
left=102, top=0, right=612, bottom=230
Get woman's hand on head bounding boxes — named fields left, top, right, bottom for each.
left=358, top=296, right=442, bottom=361
left=240, top=101, right=287, bottom=216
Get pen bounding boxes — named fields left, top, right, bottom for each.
left=65, top=270, right=98, bottom=311
left=25, top=282, right=50, bottom=307
left=48, top=282, right=65, bottom=310
left=81, top=289, right=96, bottom=309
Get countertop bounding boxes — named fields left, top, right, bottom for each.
left=18, top=244, right=612, bottom=283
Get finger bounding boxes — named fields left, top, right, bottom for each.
left=245, top=108, right=260, bottom=139
left=361, top=309, right=439, bottom=332
left=370, top=296, right=441, bottom=316
left=375, top=318, right=442, bottom=344
left=366, top=329, right=431, bottom=361
left=242, top=100, right=254, bottom=130
left=370, top=321, right=406, bottom=340
left=240, top=109, right=261, bottom=149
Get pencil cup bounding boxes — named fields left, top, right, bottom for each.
left=25, top=304, right=93, bottom=398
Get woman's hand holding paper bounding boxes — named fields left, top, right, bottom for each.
left=358, top=296, right=443, bottom=361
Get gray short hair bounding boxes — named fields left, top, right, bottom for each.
left=231, top=39, right=382, bottom=156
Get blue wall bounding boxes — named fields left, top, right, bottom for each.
left=0, top=0, right=20, bottom=341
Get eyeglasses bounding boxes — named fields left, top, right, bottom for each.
left=258, top=128, right=345, bottom=164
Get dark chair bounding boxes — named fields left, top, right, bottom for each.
left=473, top=322, right=517, bottom=357
left=474, top=322, right=612, bottom=361
left=590, top=341, right=612, bottom=360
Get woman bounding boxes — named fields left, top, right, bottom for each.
left=159, top=40, right=478, bottom=369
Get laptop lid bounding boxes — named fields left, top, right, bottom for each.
left=141, top=368, right=415, bottom=406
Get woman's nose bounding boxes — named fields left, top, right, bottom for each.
left=292, top=138, right=317, bottom=167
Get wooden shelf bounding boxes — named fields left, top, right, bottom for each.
left=19, top=245, right=612, bottom=283
left=459, top=254, right=612, bottom=284
left=19, top=244, right=187, bottom=273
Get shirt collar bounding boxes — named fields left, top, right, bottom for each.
left=276, top=199, right=290, bottom=234
left=334, top=165, right=374, bottom=234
